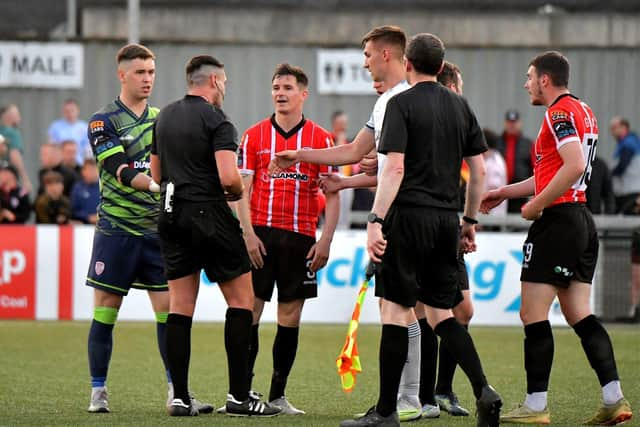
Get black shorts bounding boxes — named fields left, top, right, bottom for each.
left=158, top=201, right=250, bottom=282
left=520, top=203, right=598, bottom=287
left=252, top=226, right=317, bottom=302
left=375, top=206, right=460, bottom=309
left=457, top=254, right=469, bottom=291
left=632, top=227, right=640, bottom=264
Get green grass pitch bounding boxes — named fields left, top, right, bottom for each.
left=0, top=321, right=637, bottom=426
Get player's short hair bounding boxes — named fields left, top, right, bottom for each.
left=116, top=44, right=155, bottom=64
left=361, top=25, right=407, bottom=55
left=272, top=63, right=308, bottom=88
left=185, top=55, right=224, bottom=86
left=406, top=33, right=445, bottom=76
left=437, top=61, right=461, bottom=88
left=529, top=51, right=569, bottom=88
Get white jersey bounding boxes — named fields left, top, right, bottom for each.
left=365, top=80, right=411, bottom=177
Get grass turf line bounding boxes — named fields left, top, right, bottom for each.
left=0, top=321, right=638, bottom=426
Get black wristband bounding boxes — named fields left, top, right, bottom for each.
left=118, top=166, right=138, bottom=187
left=462, top=215, right=478, bottom=225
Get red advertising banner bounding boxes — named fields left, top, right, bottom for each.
left=0, top=225, right=36, bottom=319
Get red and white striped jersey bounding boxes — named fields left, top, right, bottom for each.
left=534, top=94, right=598, bottom=206
left=239, top=115, right=334, bottom=237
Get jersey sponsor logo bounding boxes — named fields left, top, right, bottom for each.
left=89, top=120, right=104, bottom=133
left=94, top=261, right=105, bottom=276
left=553, top=121, right=577, bottom=139
left=94, top=139, right=115, bottom=154
left=550, top=110, right=567, bottom=121
left=270, top=171, right=309, bottom=182
left=131, top=160, right=150, bottom=170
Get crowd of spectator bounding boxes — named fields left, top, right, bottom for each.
left=0, top=102, right=639, bottom=226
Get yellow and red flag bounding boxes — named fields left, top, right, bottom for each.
left=336, top=262, right=375, bottom=393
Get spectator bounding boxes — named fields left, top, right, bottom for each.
left=48, top=98, right=91, bottom=165
left=482, top=128, right=507, bottom=216
left=61, top=140, right=82, bottom=178
left=0, top=104, right=33, bottom=195
left=34, top=170, right=71, bottom=224
left=330, top=110, right=355, bottom=230
left=610, top=117, right=640, bottom=214
left=0, top=134, right=8, bottom=168
left=38, top=143, right=77, bottom=197
left=0, top=165, right=30, bottom=224
left=495, top=109, right=534, bottom=213
left=71, top=159, right=100, bottom=224
left=585, top=156, right=616, bottom=214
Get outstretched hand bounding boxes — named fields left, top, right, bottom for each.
left=269, top=150, right=298, bottom=174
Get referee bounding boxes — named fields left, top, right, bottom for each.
left=150, top=55, right=279, bottom=417
left=340, top=34, right=502, bottom=427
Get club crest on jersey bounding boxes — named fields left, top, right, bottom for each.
left=95, top=261, right=105, bottom=275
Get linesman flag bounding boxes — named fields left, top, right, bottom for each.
left=336, top=262, right=376, bottom=393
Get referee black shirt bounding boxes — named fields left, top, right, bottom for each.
left=151, top=95, right=238, bottom=202
left=379, top=81, right=487, bottom=209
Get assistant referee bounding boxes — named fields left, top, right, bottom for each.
left=150, top=55, right=279, bottom=418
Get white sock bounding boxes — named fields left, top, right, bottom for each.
left=602, top=380, right=623, bottom=405
left=524, top=392, right=547, bottom=412
left=398, top=321, right=421, bottom=400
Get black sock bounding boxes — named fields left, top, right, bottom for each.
left=524, top=320, right=554, bottom=393
left=88, top=320, right=114, bottom=387
left=573, top=315, right=619, bottom=386
left=434, top=317, right=487, bottom=399
left=166, top=313, right=192, bottom=403
left=418, top=318, right=438, bottom=405
left=435, top=323, right=467, bottom=395
left=376, top=324, right=408, bottom=417
left=225, top=308, right=253, bottom=401
left=269, top=324, right=300, bottom=402
left=156, top=320, right=170, bottom=382
left=248, top=324, right=260, bottom=390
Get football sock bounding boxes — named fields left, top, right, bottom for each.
left=524, top=320, right=554, bottom=394
left=418, top=318, right=438, bottom=406
left=573, top=315, right=619, bottom=387
left=398, top=320, right=421, bottom=398
left=524, top=391, right=548, bottom=412
left=602, top=380, right=624, bottom=405
left=155, top=311, right=171, bottom=383
left=376, top=324, right=408, bottom=417
left=225, top=308, right=252, bottom=402
left=435, top=323, right=467, bottom=395
left=248, top=324, right=260, bottom=390
left=269, top=324, right=300, bottom=402
left=166, top=313, right=192, bottom=403
left=434, top=317, right=487, bottom=399
left=88, top=306, right=118, bottom=388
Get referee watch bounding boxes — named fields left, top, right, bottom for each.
left=367, top=212, right=385, bottom=226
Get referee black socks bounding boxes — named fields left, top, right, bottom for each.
left=269, top=324, right=300, bottom=401
left=376, top=324, right=408, bottom=417
left=434, top=317, right=487, bottom=399
left=225, top=308, right=253, bottom=402
left=573, top=314, right=619, bottom=386
left=524, top=320, right=554, bottom=393
left=166, top=313, right=193, bottom=404
left=418, top=318, right=438, bottom=406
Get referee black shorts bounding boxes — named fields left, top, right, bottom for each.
left=375, top=206, right=461, bottom=309
left=520, top=203, right=598, bottom=287
left=158, top=200, right=250, bottom=282
left=252, top=226, right=317, bottom=303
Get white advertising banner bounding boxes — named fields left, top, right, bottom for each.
left=316, top=49, right=376, bottom=95
left=7, top=226, right=587, bottom=326
left=0, top=42, right=84, bottom=88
